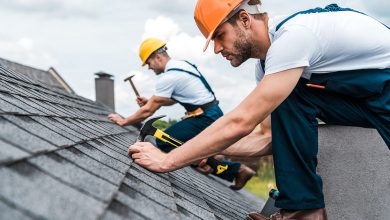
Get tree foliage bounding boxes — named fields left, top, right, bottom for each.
left=153, top=118, right=178, bottom=131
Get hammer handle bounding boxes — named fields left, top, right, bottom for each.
left=129, top=80, right=140, bottom=97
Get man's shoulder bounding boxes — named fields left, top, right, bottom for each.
left=166, top=59, right=198, bottom=74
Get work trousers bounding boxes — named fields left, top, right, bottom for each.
left=156, top=105, right=241, bottom=182
left=272, top=68, right=390, bottom=210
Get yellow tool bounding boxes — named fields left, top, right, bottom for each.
left=137, top=115, right=229, bottom=175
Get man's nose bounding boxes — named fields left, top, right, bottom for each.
left=214, top=41, right=223, bottom=54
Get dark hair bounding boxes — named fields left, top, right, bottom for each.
left=149, top=46, right=169, bottom=59
left=227, top=10, right=266, bottom=26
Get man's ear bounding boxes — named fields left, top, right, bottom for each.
left=155, top=54, right=162, bottom=62
left=238, top=10, right=251, bottom=29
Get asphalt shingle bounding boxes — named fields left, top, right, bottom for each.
left=56, top=117, right=98, bottom=139
left=123, top=172, right=177, bottom=211
left=3, top=115, right=74, bottom=147
left=0, top=162, right=106, bottom=220
left=128, top=166, right=173, bottom=196
left=131, top=163, right=171, bottom=184
left=87, top=140, right=131, bottom=164
left=0, top=116, right=57, bottom=153
left=0, top=58, right=70, bottom=92
left=0, top=92, right=43, bottom=115
left=74, top=143, right=129, bottom=174
left=0, top=92, right=28, bottom=114
left=28, top=153, right=117, bottom=202
left=0, top=60, right=265, bottom=220
left=172, top=187, right=212, bottom=212
left=176, top=205, right=204, bottom=220
left=114, top=188, right=180, bottom=220
left=0, top=201, right=33, bottom=220
left=56, top=147, right=123, bottom=185
left=173, top=191, right=216, bottom=220
left=30, top=116, right=83, bottom=143
left=102, top=200, right=146, bottom=220
left=0, top=139, right=29, bottom=164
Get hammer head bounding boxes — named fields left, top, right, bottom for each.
left=124, top=75, right=135, bottom=82
left=137, top=115, right=166, bottom=141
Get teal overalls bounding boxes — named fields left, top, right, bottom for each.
left=269, top=4, right=390, bottom=210
left=156, top=61, right=242, bottom=182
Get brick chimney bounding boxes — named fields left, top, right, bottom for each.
left=95, top=71, right=115, bottom=111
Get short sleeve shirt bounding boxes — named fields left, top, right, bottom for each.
left=263, top=11, right=390, bottom=79
left=155, top=60, right=215, bottom=105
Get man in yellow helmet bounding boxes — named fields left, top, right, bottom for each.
left=108, top=38, right=256, bottom=190
left=127, top=0, right=390, bottom=219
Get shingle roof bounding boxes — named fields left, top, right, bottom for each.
left=0, top=57, right=74, bottom=93
left=0, top=63, right=264, bottom=220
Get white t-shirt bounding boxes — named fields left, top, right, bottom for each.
left=256, top=10, right=390, bottom=80
left=155, top=59, right=215, bottom=105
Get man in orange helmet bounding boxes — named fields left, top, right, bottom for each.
left=128, top=1, right=390, bottom=219
left=109, top=38, right=257, bottom=190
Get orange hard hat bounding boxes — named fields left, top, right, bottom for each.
left=194, top=0, right=244, bottom=51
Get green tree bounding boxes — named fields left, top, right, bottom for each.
left=153, top=118, right=178, bottom=130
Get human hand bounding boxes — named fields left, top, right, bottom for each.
left=196, top=158, right=213, bottom=174
left=107, top=114, right=126, bottom=126
left=136, top=96, right=148, bottom=107
left=128, top=142, right=175, bottom=173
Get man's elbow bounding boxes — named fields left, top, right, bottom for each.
left=229, top=114, right=257, bottom=138
left=139, top=107, right=155, bottom=118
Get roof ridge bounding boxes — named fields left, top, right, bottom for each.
left=0, top=57, right=48, bottom=73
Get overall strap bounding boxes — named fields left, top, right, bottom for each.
left=276, top=4, right=389, bottom=32
left=166, top=61, right=218, bottom=112
left=166, top=60, right=216, bottom=98
left=260, top=59, right=266, bottom=70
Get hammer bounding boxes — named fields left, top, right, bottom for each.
left=124, top=75, right=140, bottom=97
left=137, top=115, right=229, bottom=175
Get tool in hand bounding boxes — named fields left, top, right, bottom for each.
left=124, top=75, right=140, bottom=97
left=137, top=115, right=229, bottom=175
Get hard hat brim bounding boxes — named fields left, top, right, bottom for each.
left=203, top=30, right=214, bottom=52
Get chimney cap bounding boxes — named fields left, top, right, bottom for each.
left=95, top=71, right=113, bottom=79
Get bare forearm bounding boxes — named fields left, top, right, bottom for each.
left=167, top=109, right=258, bottom=169
left=165, top=68, right=303, bottom=171
left=121, top=108, right=153, bottom=126
left=120, top=96, right=170, bottom=126
left=222, top=116, right=272, bottom=158
left=165, top=87, right=276, bottom=168
left=222, top=129, right=272, bottom=158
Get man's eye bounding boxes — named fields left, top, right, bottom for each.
left=216, top=33, right=224, bottom=40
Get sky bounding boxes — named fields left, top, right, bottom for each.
left=0, top=0, right=389, bottom=120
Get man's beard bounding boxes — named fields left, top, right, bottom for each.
left=230, top=28, right=253, bottom=67
left=154, top=68, right=164, bottom=75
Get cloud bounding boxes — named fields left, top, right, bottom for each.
left=0, top=37, right=58, bottom=69
left=114, top=1, right=390, bottom=119
left=140, top=16, right=215, bottom=65
left=142, top=16, right=180, bottom=41
left=150, top=0, right=196, bottom=16
left=116, top=15, right=257, bottom=120
left=0, top=0, right=105, bottom=19
left=362, top=1, right=390, bottom=25
left=2, top=0, right=388, bottom=121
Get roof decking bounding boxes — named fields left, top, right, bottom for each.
left=0, top=63, right=264, bottom=220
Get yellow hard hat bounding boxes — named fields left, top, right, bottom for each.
left=139, top=38, right=166, bottom=66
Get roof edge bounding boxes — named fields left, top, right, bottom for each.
left=48, top=67, right=75, bottom=94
